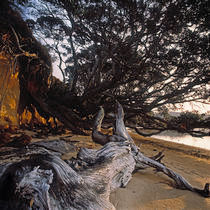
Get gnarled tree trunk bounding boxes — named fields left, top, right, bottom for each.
left=0, top=102, right=209, bottom=210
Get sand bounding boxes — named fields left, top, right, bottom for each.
left=110, top=135, right=210, bottom=210
left=28, top=130, right=210, bottom=209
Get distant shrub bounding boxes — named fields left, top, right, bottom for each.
left=169, top=112, right=205, bottom=130
left=178, top=112, right=204, bottom=121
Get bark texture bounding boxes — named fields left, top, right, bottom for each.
left=0, top=102, right=209, bottom=210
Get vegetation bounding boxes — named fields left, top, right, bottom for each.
left=0, top=2, right=209, bottom=207
left=0, top=0, right=209, bottom=135
left=167, top=112, right=210, bottom=136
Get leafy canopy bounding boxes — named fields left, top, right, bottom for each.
left=16, top=0, right=209, bottom=133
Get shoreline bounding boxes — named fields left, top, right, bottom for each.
left=130, top=132, right=210, bottom=160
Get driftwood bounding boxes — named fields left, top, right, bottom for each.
left=0, top=102, right=209, bottom=210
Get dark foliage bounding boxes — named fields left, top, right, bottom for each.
left=3, top=0, right=209, bottom=135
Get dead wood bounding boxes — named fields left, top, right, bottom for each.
left=92, top=102, right=210, bottom=197
left=0, top=102, right=209, bottom=210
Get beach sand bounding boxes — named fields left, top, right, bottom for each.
left=27, top=130, right=210, bottom=209
left=110, top=134, right=210, bottom=210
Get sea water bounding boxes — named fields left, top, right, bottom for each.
left=153, top=130, right=210, bottom=150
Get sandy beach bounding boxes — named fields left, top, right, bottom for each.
left=26, top=130, right=210, bottom=209
left=110, top=134, right=210, bottom=210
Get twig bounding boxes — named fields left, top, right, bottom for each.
left=10, top=25, right=37, bottom=58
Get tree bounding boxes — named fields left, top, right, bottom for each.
left=24, top=0, right=209, bottom=134
left=0, top=0, right=209, bottom=135
left=0, top=3, right=209, bottom=207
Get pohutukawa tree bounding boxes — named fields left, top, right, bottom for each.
left=0, top=1, right=209, bottom=206
left=0, top=0, right=209, bottom=135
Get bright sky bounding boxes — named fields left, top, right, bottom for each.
left=53, top=65, right=63, bottom=81
left=170, top=101, right=210, bottom=114
left=52, top=66, right=210, bottom=114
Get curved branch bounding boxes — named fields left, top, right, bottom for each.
left=93, top=102, right=210, bottom=197
left=0, top=102, right=209, bottom=210
left=114, top=101, right=133, bottom=142
left=134, top=150, right=209, bottom=197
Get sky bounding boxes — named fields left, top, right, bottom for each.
left=52, top=65, right=210, bottom=114
left=53, top=65, right=63, bottom=81
left=29, top=0, right=209, bottom=115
